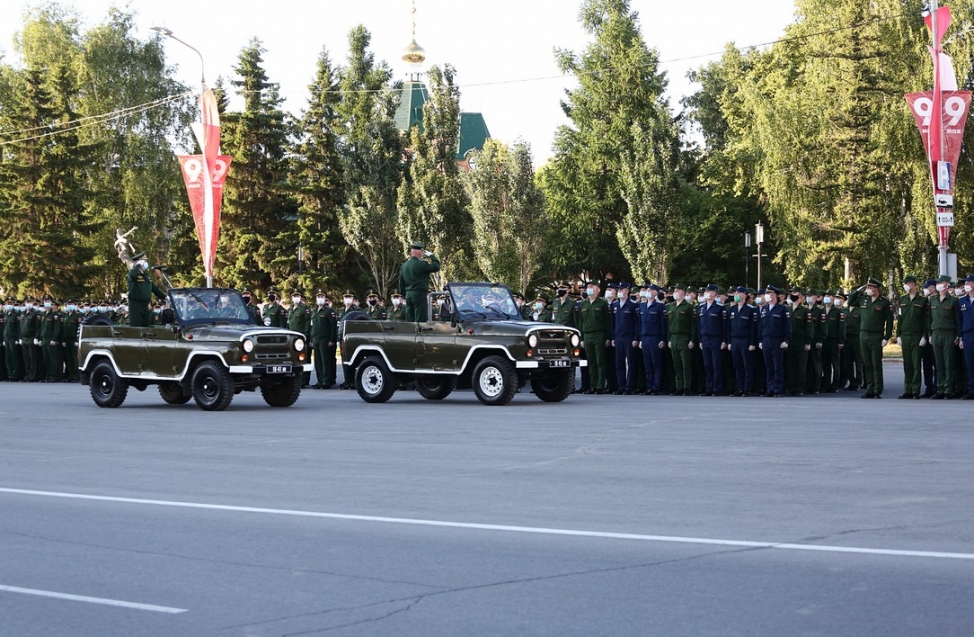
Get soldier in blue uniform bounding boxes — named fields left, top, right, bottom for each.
left=610, top=283, right=638, bottom=394
left=957, top=273, right=974, bottom=399
left=697, top=283, right=727, bottom=396
left=759, top=285, right=792, bottom=397
left=727, top=285, right=759, bottom=396
left=635, top=284, right=667, bottom=395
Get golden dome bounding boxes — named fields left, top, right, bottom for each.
left=402, top=38, right=426, bottom=65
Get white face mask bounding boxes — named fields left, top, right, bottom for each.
left=833, top=299, right=843, bottom=307
left=764, top=294, right=774, bottom=303
left=291, top=296, right=301, bottom=304
left=966, top=285, right=972, bottom=293
left=639, top=291, right=648, bottom=299
left=605, top=290, right=615, bottom=300
left=343, top=297, right=353, bottom=306
left=586, top=287, right=595, bottom=297
left=923, top=288, right=933, bottom=296
left=137, top=259, right=149, bottom=270
left=316, top=297, right=325, bottom=306
left=867, top=288, right=877, bottom=297
left=955, top=288, right=964, bottom=296
left=392, top=298, right=402, bottom=306
left=903, top=284, right=912, bottom=293
left=673, top=293, right=684, bottom=302
left=937, top=283, right=948, bottom=292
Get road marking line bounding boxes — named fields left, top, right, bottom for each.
left=0, top=584, right=187, bottom=613
left=2, top=487, right=973, bottom=562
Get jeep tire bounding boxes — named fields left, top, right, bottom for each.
left=90, top=360, right=128, bottom=408
left=472, top=355, right=518, bottom=406
left=531, top=369, right=574, bottom=403
left=159, top=381, right=191, bottom=405
left=191, top=361, right=234, bottom=411
left=415, top=376, right=457, bottom=400
left=261, top=375, right=302, bottom=407
left=356, top=356, right=397, bottom=403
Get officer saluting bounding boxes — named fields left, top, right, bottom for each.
left=759, top=285, right=791, bottom=397
left=399, top=242, right=440, bottom=322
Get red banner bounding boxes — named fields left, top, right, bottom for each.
left=905, top=90, right=971, bottom=187
left=178, top=154, right=232, bottom=277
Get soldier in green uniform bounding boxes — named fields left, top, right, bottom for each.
left=335, top=290, right=357, bottom=389
left=3, top=297, right=22, bottom=381
left=839, top=291, right=863, bottom=390
left=287, top=290, right=312, bottom=387
left=19, top=296, right=42, bottom=382
left=399, top=242, right=440, bottom=322
left=666, top=283, right=698, bottom=396
left=786, top=287, right=813, bottom=396
left=820, top=291, right=846, bottom=392
left=895, top=275, right=928, bottom=399
left=40, top=295, right=65, bottom=382
left=62, top=299, right=83, bottom=382
left=856, top=277, right=894, bottom=398
left=927, top=274, right=959, bottom=399
left=126, top=253, right=166, bottom=328
left=806, top=289, right=826, bottom=394
left=529, top=294, right=552, bottom=322
left=364, top=290, right=387, bottom=320
left=578, top=281, right=610, bottom=394
left=262, top=287, right=287, bottom=328
left=241, top=289, right=261, bottom=324
left=550, top=283, right=576, bottom=328
left=311, top=289, right=339, bottom=389
left=387, top=290, right=407, bottom=321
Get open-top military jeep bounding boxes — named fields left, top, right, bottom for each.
left=78, top=288, right=312, bottom=410
left=341, top=282, right=586, bottom=405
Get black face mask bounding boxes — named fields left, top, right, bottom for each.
left=368, top=299, right=377, bottom=306
left=789, top=294, right=799, bottom=302
left=268, top=295, right=277, bottom=302
left=557, top=289, right=567, bottom=297
left=242, top=296, right=251, bottom=305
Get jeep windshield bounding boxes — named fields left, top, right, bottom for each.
left=448, top=283, right=521, bottom=320
left=170, top=289, right=254, bottom=325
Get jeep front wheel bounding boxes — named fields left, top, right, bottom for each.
left=261, top=375, right=302, bottom=407
left=159, top=381, right=191, bottom=405
left=415, top=376, right=457, bottom=400
left=191, top=361, right=234, bottom=411
left=356, top=357, right=397, bottom=403
left=531, top=369, right=575, bottom=403
left=472, top=355, right=518, bottom=406
left=90, top=360, right=128, bottom=408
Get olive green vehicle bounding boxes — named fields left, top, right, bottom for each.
left=78, top=288, right=312, bottom=411
left=341, top=282, right=586, bottom=406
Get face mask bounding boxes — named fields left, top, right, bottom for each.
left=25, top=302, right=33, bottom=309
left=956, top=288, right=965, bottom=296
left=268, top=295, right=277, bottom=302
left=368, top=299, right=378, bottom=306
left=557, top=289, right=567, bottom=297
left=806, top=297, right=815, bottom=305
left=4, top=305, right=10, bottom=311
left=44, top=301, right=51, bottom=309
left=966, top=285, right=972, bottom=293
left=534, top=302, right=543, bottom=310
left=343, top=297, right=353, bottom=306
left=789, top=294, right=799, bottom=302
left=764, top=294, right=774, bottom=303
left=605, top=290, right=615, bottom=300
left=733, top=294, right=742, bottom=303
left=673, top=293, right=684, bottom=302
left=120, top=306, right=128, bottom=313
left=392, top=298, right=402, bottom=306
left=618, top=293, right=628, bottom=302
left=823, top=296, right=832, bottom=305
left=868, top=288, right=878, bottom=297
left=903, top=284, right=912, bottom=293
left=153, top=308, right=161, bottom=315
left=242, top=296, right=251, bottom=305
left=923, top=288, right=933, bottom=296
left=937, top=283, right=948, bottom=292
left=834, top=299, right=843, bottom=307
left=137, top=260, right=148, bottom=270
left=291, top=296, right=301, bottom=304
left=586, top=288, right=595, bottom=297
left=316, top=297, right=326, bottom=306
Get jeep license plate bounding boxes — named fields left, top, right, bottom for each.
left=267, top=364, right=292, bottom=374
left=550, top=360, right=570, bottom=368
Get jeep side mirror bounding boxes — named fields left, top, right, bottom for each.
left=160, top=308, right=175, bottom=324
left=451, top=311, right=458, bottom=328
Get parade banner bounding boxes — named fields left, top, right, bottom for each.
left=178, top=154, right=232, bottom=277
left=905, top=90, right=971, bottom=188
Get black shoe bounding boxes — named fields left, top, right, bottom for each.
left=897, top=393, right=913, bottom=399
left=921, top=391, right=935, bottom=398
left=845, top=385, right=859, bottom=392
left=860, top=393, right=876, bottom=399
left=594, top=389, right=605, bottom=395
left=932, top=393, right=946, bottom=399
left=613, top=389, right=625, bottom=395
left=963, top=393, right=974, bottom=400
left=311, top=383, right=323, bottom=389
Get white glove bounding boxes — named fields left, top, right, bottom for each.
left=881, top=339, right=888, bottom=347
left=667, top=341, right=673, bottom=348
left=960, top=340, right=964, bottom=350
left=50, top=340, right=56, bottom=346
left=780, top=342, right=788, bottom=349
left=803, top=344, right=811, bottom=352
left=748, top=345, right=755, bottom=352
left=688, top=341, right=695, bottom=350
left=727, top=343, right=732, bottom=351
left=658, top=341, right=665, bottom=349
left=34, top=339, right=40, bottom=346
left=15, top=339, right=20, bottom=345
left=424, top=250, right=432, bottom=257
left=758, top=343, right=763, bottom=350
left=919, top=337, right=928, bottom=347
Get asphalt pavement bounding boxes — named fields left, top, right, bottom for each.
left=1, top=361, right=972, bottom=637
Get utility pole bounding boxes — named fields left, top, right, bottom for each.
left=931, top=0, right=950, bottom=276
left=744, top=231, right=751, bottom=289
left=755, top=222, right=765, bottom=291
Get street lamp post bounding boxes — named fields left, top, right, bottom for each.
left=755, top=222, right=765, bottom=291
left=744, top=231, right=751, bottom=289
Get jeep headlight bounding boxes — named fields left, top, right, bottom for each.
left=570, top=334, right=580, bottom=348
left=293, top=337, right=305, bottom=352
left=528, top=334, right=539, bottom=348
left=242, top=338, right=255, bottom=353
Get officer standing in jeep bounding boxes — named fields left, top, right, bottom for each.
left=399, top=241, right=440, bottom=322
left=126, top=252, right=165, bottom=328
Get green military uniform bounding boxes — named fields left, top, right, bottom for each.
left=786, top=290, right=814, bottom=396
left=241, top=290, right=261, bottom=324
left=364, top=291, right=387, bottom=320
left=857, top=278, right=894, bottom=397
left=62, top=300, right=82, bottom=382
left=896, top=277, right=928, bottom=398
left=287, top=292, right=313, bottom=386
left=19, top=298, right=42, bottom=382
left=550, top=287, right=576, bottom=327
left=578, top=287, right=610, bottom=393
left=311, top=290, right=339, bottom=388
left=529, top=295, right=552, bottom=322
left=387, top=291, right=407, bottom=321
left=262, top=287, right=287, bottom=328
left=666, top=285, right=698, bottom=395
left=126, top=256, right=166, bottom=328
left=841, top=293, right=863, bottom=390
left=399, top=242, right=440, bottom=322
left=40, top=297, right=65, bottom=382
left=3, top=298, right=21, bottom=381
left=806, top=292, right=825, bottom=393
left=927, top=276, right=959, bottom=398
left=820, top=294, right=846, bottom=392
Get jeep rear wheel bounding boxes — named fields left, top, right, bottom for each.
left=159, top=381, right=191, bottom=405
left=90, top=360, right=128, bottom=408
left=415, top=376, right=457, bottom=400
left=472, top=355, right=518, bottom=406
left=261, top=376, right=301, bottom=407
left=356, top=357, right=397, bottom=403
left=191, top=361, right=234, bottom=411
left=531, top=369, right=575, bottom=403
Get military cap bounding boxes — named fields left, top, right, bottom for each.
left=834, top=290, right=846, bottom=298
left=50, top=297, right=61, bottom=305
left=649, top=284, right=662, bottom=292
left=734, top=286, right=748, bottom=294
left=789, top=286, right=804, bottom=294
left=672, top=283, right=686, bottom=291
left=924, top=279, right=937, bottom=288
left=903, top=275, right=918, bottom=284
left=315, top=288, right=328, bottom=297
left=937, top=274, right=952, bottom=283
left=391, top=289, right=403, bottom=298
left=511, top=291, right=524, bottom=300
left=866, top=277, right=882, bottom=287
left=606, top=282, right=619, bottom=290
left=4, top=295, right=13, bottom=302
left=556, top=282, right=570, bottom=289
left=767, top=285, right=782, bottom=294
left=342, top=290, right=354, bottom=297
left=756, top=287, right=767, bottom=295
left=266, top=286, right=277, bottom=294
left=535, top=293, right=550, bottom=303
left=705, top=283, right=719, bottom=292
left=366, top=289, right=379, bottom=298
left=42, top=293, right=52, bottom=301
left=617, top=282, right=631, bottom=290
left=290, top=289, right=303, bottom=297
left=966, top=274, right=974, bottom=283
left=408, top=241, right=425, bottom=250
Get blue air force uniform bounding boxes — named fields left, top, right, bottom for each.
left=727, top=295, right=759, bottom=394
left=760, top=291, right=792, bottom=396
left=610, top=290, right=639, bottom=392
left=957, top=278, right=974, bottom=395
left=635, top=293, right=667, bottom=393
left=697, top=286, right=727, bottom=394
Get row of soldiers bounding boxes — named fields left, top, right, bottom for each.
left=1, top=294, right=85, bottom=382
left=527, top=275, right=974, bottom=399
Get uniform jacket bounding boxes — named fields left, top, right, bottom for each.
left=610, top=297, right=638, bottom=341
left=727, top=303, right=758, bottom=346
left=635, top=299, right=667, bottom=340
left=760, top=303, right=792, bottom=342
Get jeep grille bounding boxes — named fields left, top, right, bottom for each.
left=257, top=335, right=288, bottom=345
left=255, top=352, right=289, bottom=360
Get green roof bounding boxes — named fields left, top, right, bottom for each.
left=456, top=112, right=490, bottom=160
left=395, top=81, right=428, bottom=133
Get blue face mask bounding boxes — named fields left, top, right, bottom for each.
left=44, top=302, right=52, bottom=309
